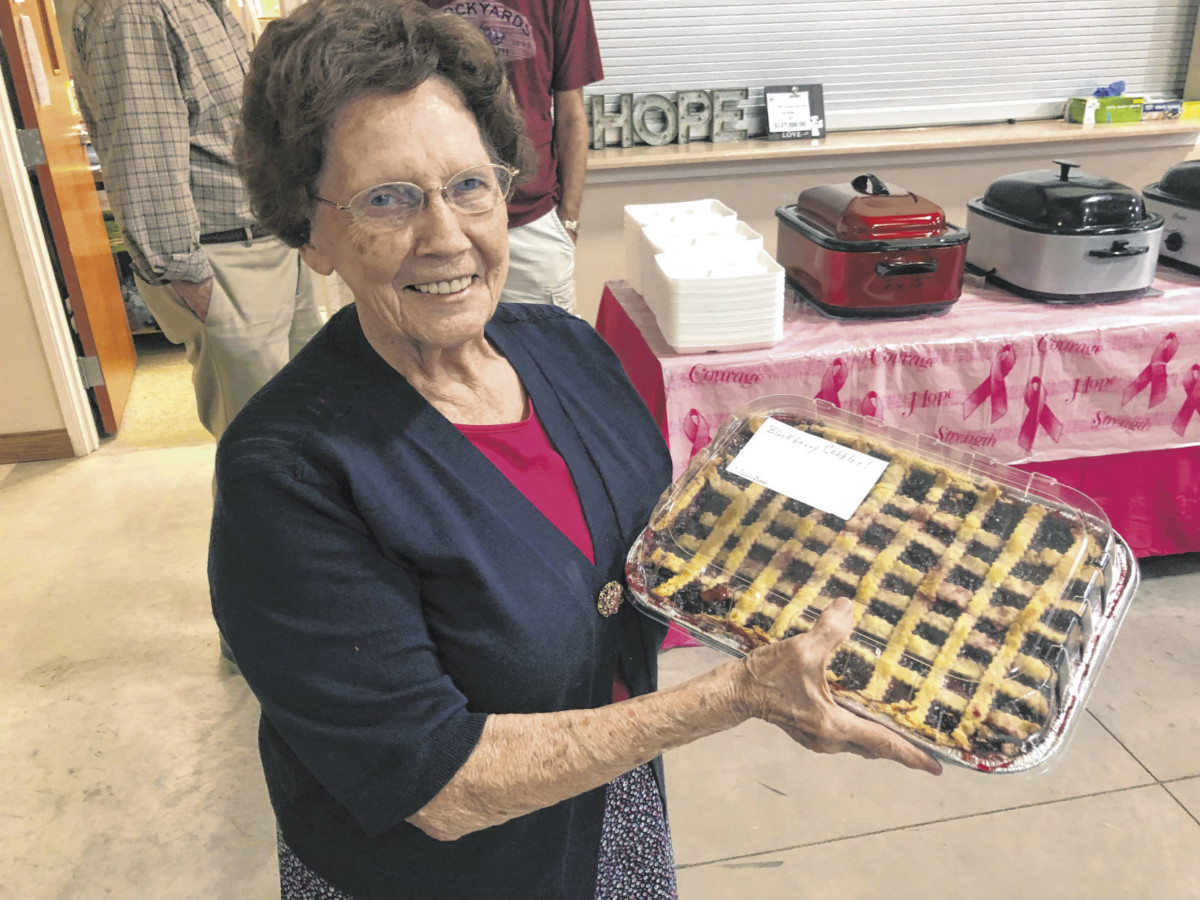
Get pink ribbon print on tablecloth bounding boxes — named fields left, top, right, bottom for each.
left=963, top=343, right=1016, bottom=423
left=1173, top=365, right=1200, bottom=437
left=1122, top=331, right=1178, bottom=409
left=859, top=391, right=881, bottom=419
left=683, top=408, right=712, bottom=458
left=815, top=358, right=847, bottom=408
left=1018, top=376, right=1064, bottom=452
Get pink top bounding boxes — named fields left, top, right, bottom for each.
left=456, top=401, right=631, bottom=702
left=455, top=399, right=595, bottom=565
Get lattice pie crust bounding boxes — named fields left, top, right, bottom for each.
left=634, top=415, right=1107, bottom=760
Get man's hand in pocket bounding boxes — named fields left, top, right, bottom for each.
left=170, top=278, right=214, bottom=322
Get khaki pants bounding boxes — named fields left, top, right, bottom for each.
left=502, top=207, right=578, bottom=314
left=135, top=236, right=324, bottom=439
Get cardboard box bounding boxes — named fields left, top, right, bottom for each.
left=1142, top=99, right=1183, bottom=120
left=1138, top=99, right=1200, bottom=121
left=1066, top=95, right=1143, bottom=125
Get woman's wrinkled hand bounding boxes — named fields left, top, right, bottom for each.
left=734, top=596, right=942, bottom=775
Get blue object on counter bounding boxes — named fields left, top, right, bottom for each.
left=1093, top=81, right=1126, bottom=98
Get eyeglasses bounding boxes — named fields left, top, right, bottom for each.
left=312, top=164, right=517, bottom=225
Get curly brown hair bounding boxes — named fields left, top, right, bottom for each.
left=237, top=0, right=534, bottom=248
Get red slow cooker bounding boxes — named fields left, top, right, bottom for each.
left=775, top=173, right=970, bottom=318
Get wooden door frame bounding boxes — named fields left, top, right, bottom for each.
left=0, top=61, right=98, bottom=457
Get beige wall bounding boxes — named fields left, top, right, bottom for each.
left=0, top=193, right=68, bottom=435
left=574, top=137, right=1200, bottom=324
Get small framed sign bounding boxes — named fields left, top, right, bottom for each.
left=764, top=83, right=825, bottom=140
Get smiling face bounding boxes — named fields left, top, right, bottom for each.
left=301, top=78, right=509, bottom=359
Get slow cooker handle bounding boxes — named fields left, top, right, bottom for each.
left=1053, top=159, right=1080, bottom=182
left=875, top=259, right=938, bottom=276
left=851, top=173, right=890, bottom=196
left=1087, top=240, right=1150, bottom=259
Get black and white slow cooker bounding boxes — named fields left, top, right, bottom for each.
left=966, top=159, right=1163, bottom=303
left=1143, top=160, right=1200, bottom=274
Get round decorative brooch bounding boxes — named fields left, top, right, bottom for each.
left=596, top=581, right=624, bottom=617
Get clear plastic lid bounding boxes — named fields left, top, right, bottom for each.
left=627, top=396, right=1137, bottom=772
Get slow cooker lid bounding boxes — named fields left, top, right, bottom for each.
left=1154, top=160, right=1200, bottom=203
left=979, top=159, right=1149, bottom=232
left=794, top=173, right=948, bottom=240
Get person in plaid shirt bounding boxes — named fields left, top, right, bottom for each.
left=71, top=0, right=324, bottom=440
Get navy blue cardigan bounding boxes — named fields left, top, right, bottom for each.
left=209, top=302, right=672, bottom=898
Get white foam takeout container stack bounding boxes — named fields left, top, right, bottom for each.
left=623, top=200, right=784, bottom=353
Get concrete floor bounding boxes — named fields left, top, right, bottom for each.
left=2, top=343, right=1199, bottom=899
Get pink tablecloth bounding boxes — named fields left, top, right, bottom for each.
left=597, top=273, right=1200, bottom=559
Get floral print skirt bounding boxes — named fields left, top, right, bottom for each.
left=277, top=762, right=677, bottom=899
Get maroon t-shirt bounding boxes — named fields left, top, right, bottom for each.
left=427, top=0, right=603, bottom=227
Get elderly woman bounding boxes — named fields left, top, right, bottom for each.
left=209, top=1, right=940, bottom=897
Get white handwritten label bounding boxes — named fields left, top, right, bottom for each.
left=725, top=417, right=888, bottom=520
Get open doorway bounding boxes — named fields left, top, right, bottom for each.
left=100, top=334, right=211, bottom=451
